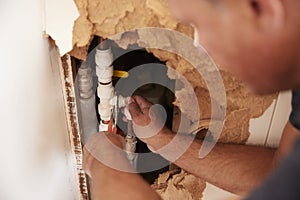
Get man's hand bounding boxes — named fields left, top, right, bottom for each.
left=82, top=132, right=162, bottom=200
left=128, top=96, right=153, bottom=127
left=128, top=96, right=169, bottom=147
left=83, top=132, right=131, bottom=177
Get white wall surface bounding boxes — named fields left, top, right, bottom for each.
left=267, top=91, right=292, bottom=147
left=44, top=0, right=79, bottom=55
left=0, top=0, right=80, bottom=199
left=247, top=91, right=292, bottom=147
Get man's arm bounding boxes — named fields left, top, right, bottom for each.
left=129, top=96, right=300, bottom=195
left=143, top=128, right=275, bottom=195
left=83, top=132, right=162, bottom=200
left=273, top=121, right=300, bottom=164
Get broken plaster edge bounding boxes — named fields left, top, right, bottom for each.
left=52, top=44, right=89, bottom=199
left=44, top=0, right=79, bottom=55
left=247, top=99, right=277, bottom=146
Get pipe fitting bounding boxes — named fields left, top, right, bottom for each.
left=95, top=48, right=113, bottom=69
left=78, top=66, right=93, bottom=99
left=110, top=95, right=127, bottom=108
left=125, top=134, right=137, bottom=163
left=98, top=103, right=112, bottom=121
left=99, top=121, right=109, bottom=132
left=96, top=65, right=114, bottom=84
left=97, top=83, right=114, bottom=101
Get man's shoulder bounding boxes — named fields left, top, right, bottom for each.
left=290, top=90, right=300, bottom=131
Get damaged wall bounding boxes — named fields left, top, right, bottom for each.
left=69, top=0, right=276, bottom=144
left=70, top=0, right=193, bottom=59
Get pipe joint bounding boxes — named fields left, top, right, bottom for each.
left=95, top=48, right=113, bottom=69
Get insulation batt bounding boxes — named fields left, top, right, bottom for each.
left=65, top=0, right=277, bottom=198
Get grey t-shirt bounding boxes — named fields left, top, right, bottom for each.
left=246, top=90, right=300, bottom=200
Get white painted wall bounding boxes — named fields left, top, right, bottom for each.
left=44, top=0, right=79, bottom=55
left=0, top=0, right=80, bottom=199
left=247, top=91, right=292, bottom=147
left=267, top=91, right=292, bottom=147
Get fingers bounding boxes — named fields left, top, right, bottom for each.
left=129, top=99, right=142, bottom=119
left=129, top=95, right=153, bottom=118
left=123, top=96, right=150, bottom=122
left=132, top=96, right=152, bottom=111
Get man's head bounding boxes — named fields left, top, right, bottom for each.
left=168, top=0, right=300, bottom=94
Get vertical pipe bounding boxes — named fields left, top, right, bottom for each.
left=95, top=40, right=114, bottom=131
left=77, top=62, right=98, bottom=143
left=126, top=120, right=138, bottom=169
left=95, top=39, right=138, bottom=169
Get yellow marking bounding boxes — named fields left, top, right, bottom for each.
left=114, top=70, right=129, bottom=78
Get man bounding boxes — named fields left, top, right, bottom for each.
left=83, top=0, right=300, bottom=199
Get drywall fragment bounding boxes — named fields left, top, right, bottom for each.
left=145, top=0, right=178, bottom=29
left=152, top=170, right=206, bottom=200
left=45, top=0, right=79, bottom=55
left=73, top=0, right=94, bottom=46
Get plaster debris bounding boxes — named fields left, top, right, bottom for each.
left=69, top=0, right=193, bottom=59
left=152, top=170, right=206, bottom=200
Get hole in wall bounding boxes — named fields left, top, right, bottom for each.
left=72, top=35, right=176, bottom=184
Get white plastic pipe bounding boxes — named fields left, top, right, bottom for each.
left=95, top=46, right=138, bottom=169
left=95, top=47, right=114, bottom=131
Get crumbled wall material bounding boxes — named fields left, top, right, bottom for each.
left=70, top=0, right=193, bottom=59
left=152, top=169, right=206, bottom=200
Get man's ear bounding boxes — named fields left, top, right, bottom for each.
left=250, top=0, right=285, bottom=30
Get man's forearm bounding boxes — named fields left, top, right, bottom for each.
left=144, top=129, right=276, bottom=195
